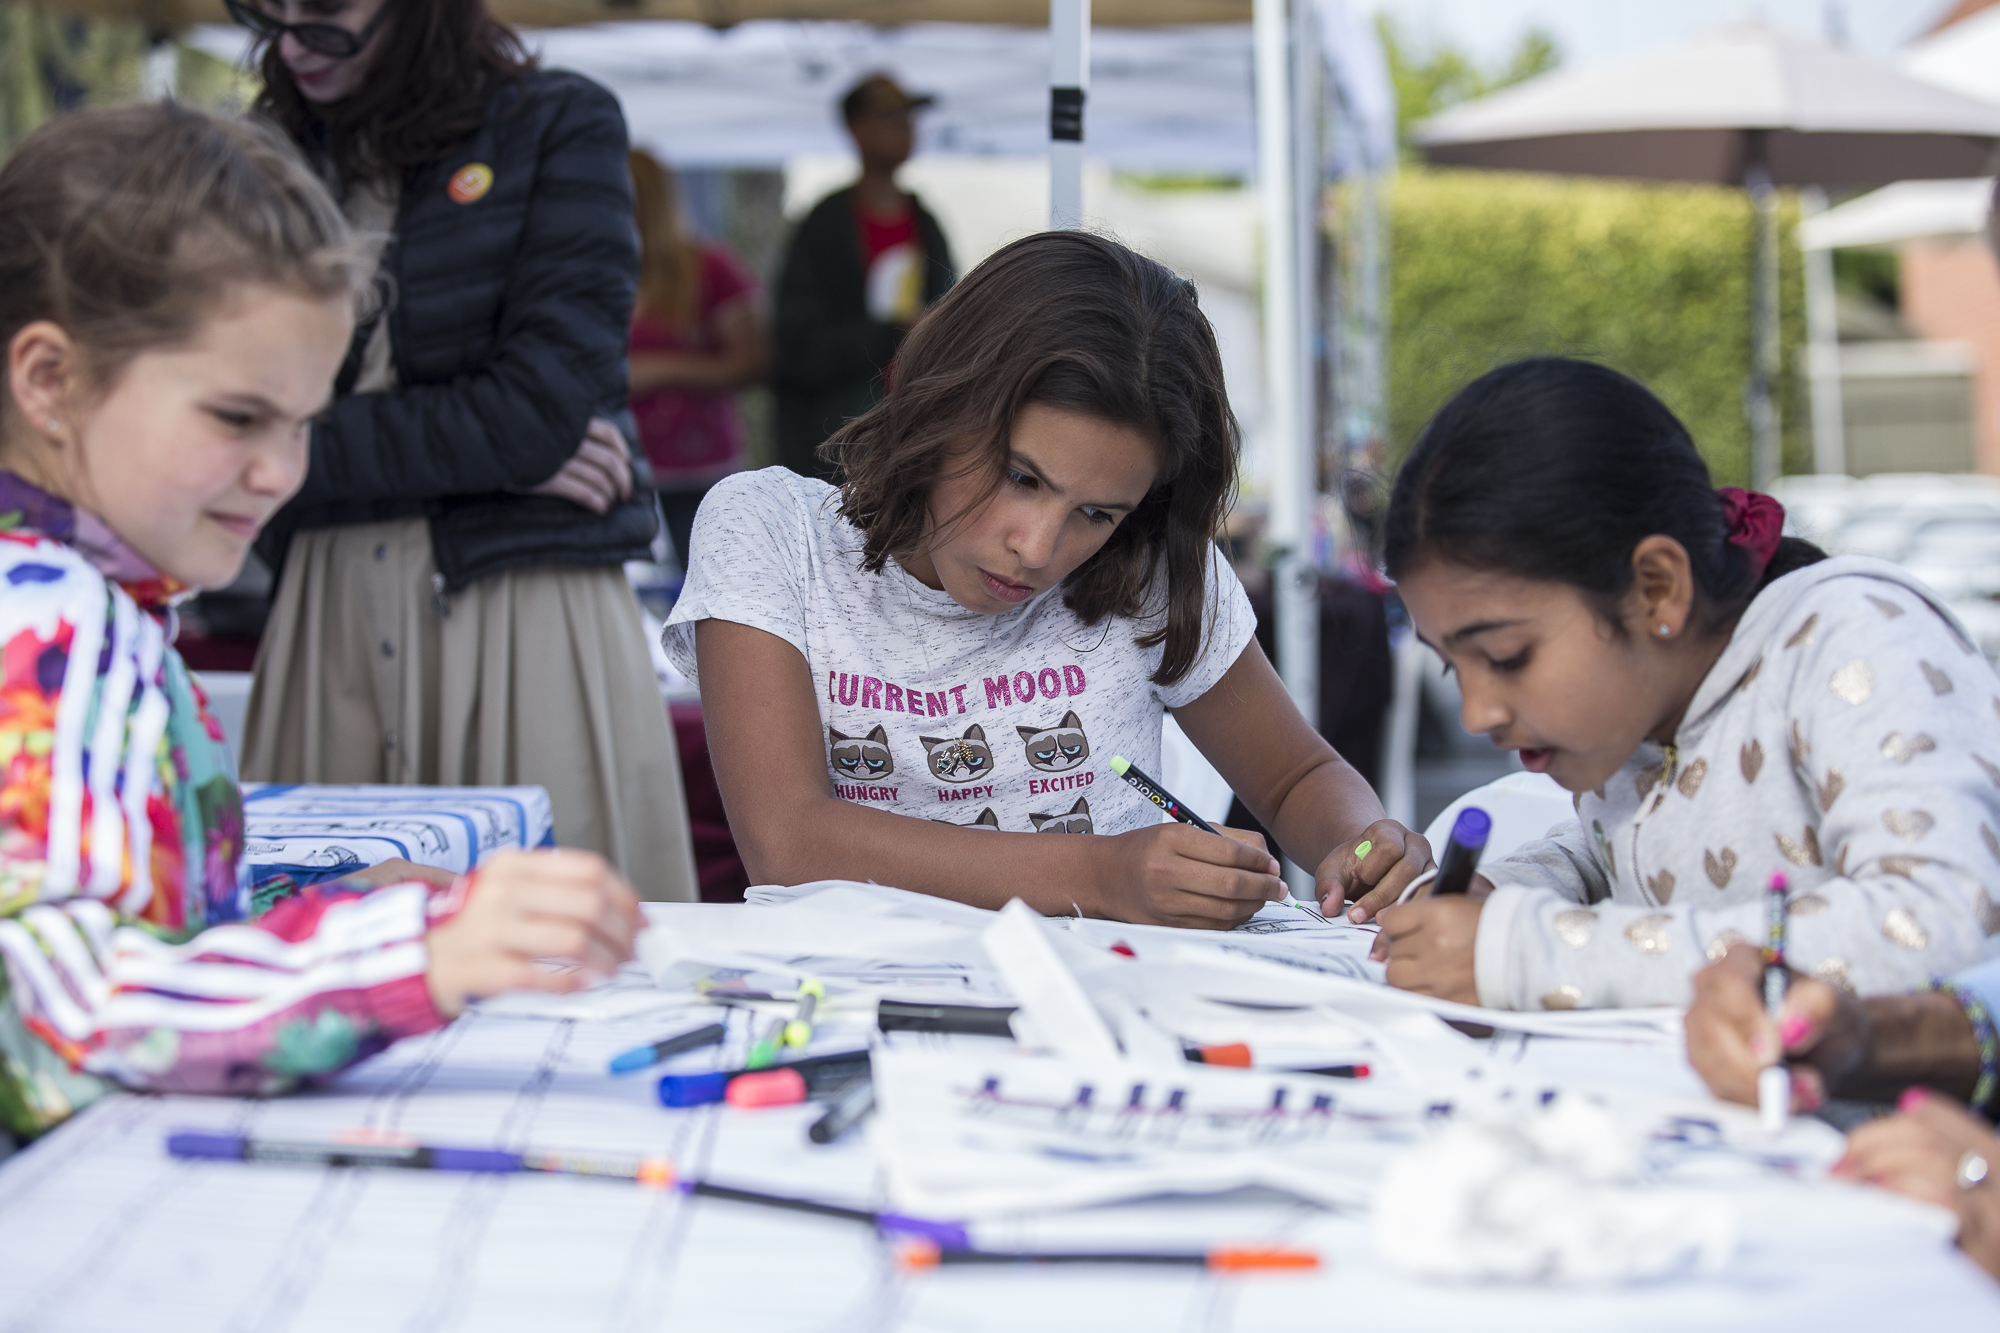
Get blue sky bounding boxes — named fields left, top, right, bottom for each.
left=1359, top=0, right=1952, bottom=68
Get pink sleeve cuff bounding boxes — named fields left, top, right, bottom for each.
left=367, top=965, right=448, bottom=1041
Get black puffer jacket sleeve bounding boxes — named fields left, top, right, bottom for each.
left=292, top=71, right=636, bottom=505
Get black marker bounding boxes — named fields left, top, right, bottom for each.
left=808, top=1073, right=876, bottom=1144
left=877, top=1001, right=1017, bottom=1038
left=1430, top=807, right=1491, bottom=896
left=1109, top=755, right=1217, bottom=833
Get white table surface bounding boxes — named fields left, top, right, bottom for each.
left=3, top=903, right=1998, bottom=1333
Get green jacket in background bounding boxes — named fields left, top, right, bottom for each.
left=773, top=185, right=955, bottom=480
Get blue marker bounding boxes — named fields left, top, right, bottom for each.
left=608, top=1022, right=728, bottom=1076
left=1430, top=807, right=1491, bottom=896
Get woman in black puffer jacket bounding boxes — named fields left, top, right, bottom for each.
left=237, top=0, right=695, bottom=900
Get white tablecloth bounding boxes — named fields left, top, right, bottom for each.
left=1, top=903, right=1996, bottom=1331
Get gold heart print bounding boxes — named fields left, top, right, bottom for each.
left=1882, top=809, right=1935, bottom=842
left=1880, top=733, right=1936, bottom=765
left=1703, top=847, right=1736, bottom=888
left=1829, top=660, right=1874, bottom=706
left=1740, top=740, right=1763, bottom=784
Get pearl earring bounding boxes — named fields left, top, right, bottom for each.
left=45, top=420, right=60, bottom=435
left=1657, top=624, right=1671, bottom=637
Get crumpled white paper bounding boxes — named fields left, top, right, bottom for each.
left=1372, top=1097, right=1739, bottom=1284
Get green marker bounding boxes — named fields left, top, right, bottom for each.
left=745, top=1015, right=786, bottom=1070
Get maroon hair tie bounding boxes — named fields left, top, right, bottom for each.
left=1716, top=486, right=1785, bottom=580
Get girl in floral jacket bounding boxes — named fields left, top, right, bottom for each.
left=0, top=103, right=642, bottom=1140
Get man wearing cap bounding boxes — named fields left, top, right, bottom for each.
left=773, top=73, right=956, bottom=480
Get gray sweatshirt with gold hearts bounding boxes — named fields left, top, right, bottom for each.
left=1475, top=556, right=2000, bottom=1010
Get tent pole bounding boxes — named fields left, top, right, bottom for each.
left=1745, top=137, right=1782, bottom=488
left=1048, top=0, right=1089, bottom=229
left=1800, top=187, right=1846, bottom=476
left=1256, top=0, right=1316, bottom=894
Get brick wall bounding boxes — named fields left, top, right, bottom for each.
left=1900, top=237, right=2000, bottom=475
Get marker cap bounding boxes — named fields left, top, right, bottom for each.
left=726, top=1068, right=808, bottom=1109
left=1187, top=1043, right=1252, bottom=1067
left=877, top=1214, right=970, bottom=1249
left=659, top=1071, right=733, bottom=1108
left=167, top=1131, right=246, bottom=1161
left=1449, top=807, right=1491, bottom=850
left=429, top=1147, right=522, bottom=1173
left=1208, top=1247, right=1320, bottom=1272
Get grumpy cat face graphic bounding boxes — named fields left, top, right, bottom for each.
left=1018, top=710, right=1090, bottom=773
left=919, top=723, right=994, bottom=783
left=933, top=807, right=1001, bottom=830
left=1028, top=797, right=1093, bottom=834
left=829, top=724, right=893, bottom=779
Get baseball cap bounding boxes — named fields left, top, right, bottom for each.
left=842, top=73, right=936, bottom=122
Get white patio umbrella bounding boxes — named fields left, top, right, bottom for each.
left=1414, top=22, right=2000, bottom=486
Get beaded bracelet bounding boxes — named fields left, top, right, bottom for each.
left=1928, top=976, right=2000, bottom=1120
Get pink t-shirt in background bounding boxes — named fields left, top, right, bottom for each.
left=629, top=242, right=757, bottom=489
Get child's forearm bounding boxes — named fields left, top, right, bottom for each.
left=732, top=790, right=1122, bottom=915
left=1254, top=751, right=1388, bottom=872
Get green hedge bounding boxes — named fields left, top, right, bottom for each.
left=1387, top=168, right=1808, bottom=487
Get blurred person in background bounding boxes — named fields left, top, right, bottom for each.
left=232, top=0, right=697, bottom=901
left=626, top=149, right=766, bottom=569
left=772, top=73, right=954, bottom=482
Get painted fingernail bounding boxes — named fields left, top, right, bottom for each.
left=1779, top=1013, right=1812, bottom=1048
left=1749, top=1033, right=1776, bottom=1065
left=1899, top=1087, right=1931, bottom=1114
left=1791, top=1071, right=1824, bottom=1113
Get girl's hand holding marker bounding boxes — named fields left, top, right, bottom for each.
left=1105, top=757, right=1285, bottom=929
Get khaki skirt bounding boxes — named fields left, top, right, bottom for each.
left=241, top=517, right=697, bottom=902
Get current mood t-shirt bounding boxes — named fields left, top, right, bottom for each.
left=662, top=468, right=1256, bottom=837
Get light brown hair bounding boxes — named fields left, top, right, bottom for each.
left=630, top=149, right=701, bottom=330
left=830, top=231, right=1239, bottom=688
left=0, top=102, right=365, bottom=405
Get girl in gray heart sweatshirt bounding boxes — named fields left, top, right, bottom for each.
left=1374, top=357, right=2000, bottom=1011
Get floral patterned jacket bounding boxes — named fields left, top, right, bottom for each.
left=0, top=474, right=446, bottom=1138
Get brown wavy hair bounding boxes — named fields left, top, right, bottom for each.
left=254, top=0, right=534, bottom=184
left=829, top=231, right=1239, bottom=687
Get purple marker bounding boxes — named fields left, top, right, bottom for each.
left=1431, top=807, right=1491, bottom=896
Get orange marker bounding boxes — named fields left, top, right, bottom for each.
left=893, top=1238, right=1319, bottom=1272
left=1184, top=1042, right=1253, bottom=1067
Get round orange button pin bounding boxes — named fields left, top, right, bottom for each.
left=447, top=163, right=493, bottom=204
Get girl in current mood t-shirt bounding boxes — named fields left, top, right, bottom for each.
left=664, top=232, right=1425, bottom=930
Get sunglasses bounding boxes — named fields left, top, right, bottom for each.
left=226, top=0, right=391, bottom=59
